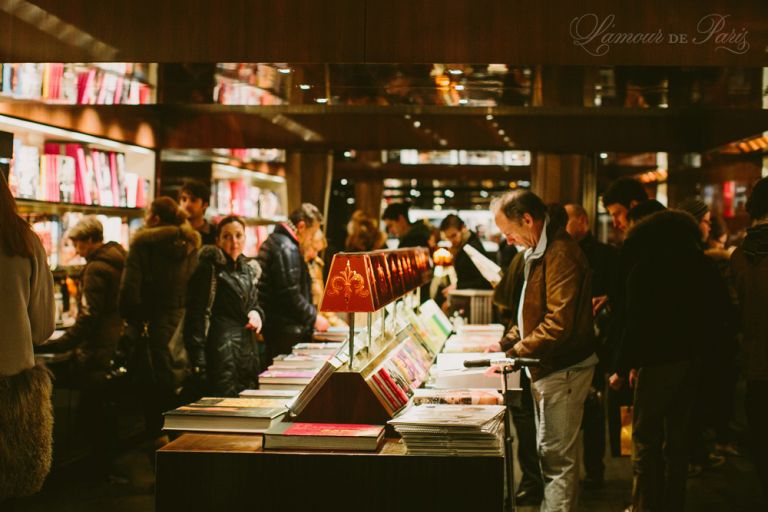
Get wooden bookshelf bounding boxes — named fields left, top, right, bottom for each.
left=16, top=199, right=146, bottom=218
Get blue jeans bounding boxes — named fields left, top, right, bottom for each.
left=532, top=364, right=595, bottom=512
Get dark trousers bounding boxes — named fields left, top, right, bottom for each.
left=631, top=360, right=699, bottom=512
left=746, top=380, right=768, bottom=495
left=582, top=372, right=606, bottom=480
left=512, top=372, right=543, bottom=496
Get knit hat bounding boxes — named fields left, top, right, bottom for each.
left=677, top=198, right=709, bottom=222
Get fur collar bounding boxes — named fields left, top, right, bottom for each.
left=130, top=223, right=201, bottom=250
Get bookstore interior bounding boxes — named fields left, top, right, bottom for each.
left=2, top=2, right=767, bottom=511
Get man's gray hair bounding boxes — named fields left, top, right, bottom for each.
left=67, top=215, right=103, bottom=242
left=491, top=190, right=547, bottom=222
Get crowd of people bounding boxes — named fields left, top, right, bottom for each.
left=486, top=178, right=768, bottom=511
left=2, top=168, right=767, bottom=511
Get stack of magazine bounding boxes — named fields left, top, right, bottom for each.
left=388, top=404, right=506, bottom=456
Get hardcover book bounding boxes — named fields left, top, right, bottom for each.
left=263, top=422, right=385, bottom=451
left=162, top=397, right=287, bottom=433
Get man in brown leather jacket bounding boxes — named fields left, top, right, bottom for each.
left=490, top=190, right=597, bottom=512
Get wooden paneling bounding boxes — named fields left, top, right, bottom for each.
left=1, top=1, right=764, bottom=64
left=365, top=0, right=767, bottom=66
left=1, top=0, right=365, bottom=62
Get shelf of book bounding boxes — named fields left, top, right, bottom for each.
left=0, top=63, right=156, bottom=105
left=3, top=115, right=155, bottom=267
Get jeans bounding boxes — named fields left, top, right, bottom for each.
left=532, top=364, right=595, bottom=512
left=631, top=360, right=699, bottom=512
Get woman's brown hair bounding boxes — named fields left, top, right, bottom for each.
left=0, top=170, right=34, bottom=257
left=150, top=196, right=187, bottom=226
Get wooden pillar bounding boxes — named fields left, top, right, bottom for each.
left=353, top=180, right=384, bottom=220
left=285, top=150, right=333, bottom=218
left=530, top=66, right=597, bottom=211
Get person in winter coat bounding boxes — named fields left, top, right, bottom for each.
left=258, top=203, right=329, bottom=364
left=50, top=216, right=126, bottom=382
left=185, top=216, right=264, bottom=397
left=0, top=170, right=55, bottom=507
left=614, top=209, right=733, bottom=512
left=46, top=216, right=126, bottom=474
left=731, top=176, right=768, bottom=497
left=118, top=196, right=200, bottom=441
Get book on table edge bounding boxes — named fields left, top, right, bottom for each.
left=162, top=397, right=288, bottom=433
left=239, top=389, right=301, bottom=399
left=263, top=422, right=385, bottom=451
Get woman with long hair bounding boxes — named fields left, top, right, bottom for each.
left=184, top=216, right=264, bottom=397
left=345, top=210, right=387, bottom=252
left=118, top=196, right=200, bottom=444
left=0, top=170, right=55, bottom=507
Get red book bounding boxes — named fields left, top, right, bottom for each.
left=368, top=372, right=398, bottom=414
left=263, top=422, right=385, bottom=451
left=377, top=367, right=408, bottom=407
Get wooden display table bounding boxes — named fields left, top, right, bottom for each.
left=157, top=433, right=504, bottom=511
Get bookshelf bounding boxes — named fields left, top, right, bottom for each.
left=0, top=63, right=156, bottom=105
left=160, top=149, right=288, bottom=256
left=2, top=114, right=155, bottom=268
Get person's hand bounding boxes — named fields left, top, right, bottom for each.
left=592, top=295, right=609, bottom=317
left=628, top=368, right=638, bottom=389
left=483, top=365, right=501, bottom=378
left=609, top=372, right=624, bottom=391
left=441, top=283, right=457, bottom=298
left=315, top=315, right=330, bottom=332
left=485, top=342, right=502, bottom=353
left=246, top=310, right=262, bottom=333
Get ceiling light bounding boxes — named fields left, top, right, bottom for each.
left=498, top=129, right=505, bottom=135
left=454, top=84, right=465, bottom=91
left=486, top=114, right=494, bottom=121
left=278, top=68, right=292, bottom=74
left=439, top=139, right=447, bottom=146
left=458, top=98, right=468, bottom=105
left=413, top=121, right=421, bottom=128
left=346, top=197, right=355, bottom=205
left=600, top=152, right=608, bottom=159
left=315, top=98, right=328, bottom=104
left=340, top=178, right=348, bottom=185
left=480, top=190, right=489, bottom=198
left=503, top=136, right=510, bottom=142
left=448, top=69, right=463, bottom=75
left=299, top=84, right=311, bottom=90
left=343, top=151, right=352, bottom=158
left=404, top=114, right=411, bottom=120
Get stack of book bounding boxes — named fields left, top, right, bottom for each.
left=258, top=342, right=343, bottom=391
left=388, top=404, right=506, bottom=456
left=162, top=397, right=289, bottom=434
left=411, top=388, right=504, bottom=406
left=429, top=352, right=506, bottom=389
left=263, top=422, right=385, bottom=451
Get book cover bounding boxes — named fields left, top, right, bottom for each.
left=264, top=422, right=385, bottom=451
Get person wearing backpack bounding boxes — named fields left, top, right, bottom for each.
left=184, top=216, right=264, bottom=397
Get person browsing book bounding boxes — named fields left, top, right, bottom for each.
left=184, top=216, right=264, bottom=397
left=488, top=190, right=597, bottom=512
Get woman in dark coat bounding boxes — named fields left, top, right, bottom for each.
left=118, top=196, right=201, bottom=441
left=184, top=216, right=264, bottom=397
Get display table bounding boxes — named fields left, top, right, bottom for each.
left=156, top=433, right=505, bottom=511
